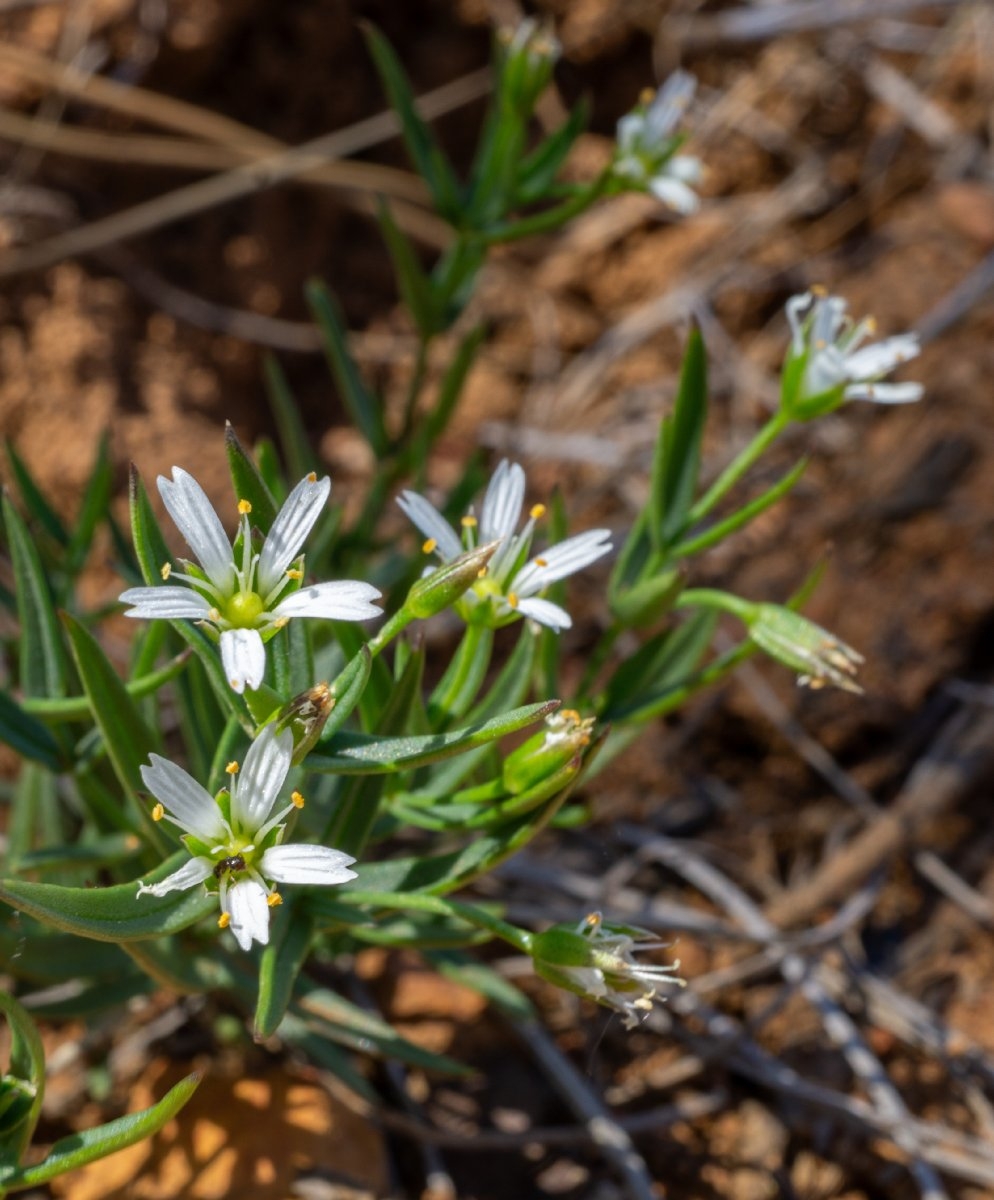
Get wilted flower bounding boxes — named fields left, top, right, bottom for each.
left=781, top=290, right=924, bottom=420
left=135, top=725, right=356, bottom=951
left=120, top=468, right=381, bottom=692
left=397, top=460, right=611, bottom=632
left=747, top=603, right=863, bottom=693
left=612, top=71, right=702, bottom=213
left=531, top=911, right=682, bottom=1028
left=502, top=708, right=596, bottom=795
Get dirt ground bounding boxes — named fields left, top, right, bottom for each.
left=2, top=1, right=994, bottom=1198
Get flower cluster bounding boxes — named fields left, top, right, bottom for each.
left=531, top=911, right=683, bottom=1028
left=120, top=469, right=381, bottom=693
left=137, top=725, right=356, bottom=951
left=398, top=460, right=612, bottom=632
left=612, top=72, right=702, bottom=214
left=781, top=290, right=924, bottom=420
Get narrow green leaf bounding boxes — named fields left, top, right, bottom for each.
left=0, top=991, right=45, bottom=1164
left=305, top=280, right=388, bottom=455
left=23, top=648, right=190, bottom=725
left=224, top=422, right=278, bottom=529
left=0, top=692, right=64, bottom=771
left=377, top=201, right=440, bottom=338
left=64, top=433, right=113, bottom=580
left=2, top=493, right=69, bottom=698
left=361, top=22, right=461, bottom=221
left=428, top=623, right=494, bottom=724
left=428, top=951, right=534, bottom=1019
left=12, top=833, right=142, bottom=876
left=4, top=441, right=67, bottom=548
left=514, top=98, right=589, bottom=204
left=322, top=647, right=372, bottom=740
left=255, top=900, right=314, bottom=1041
left=5, top=766, right=61, bottom=869
left=413, top=324, right=485, bottom=465
left=0, top=924, right=132, bottom=985
left=263, top=355, right=316, bottom=481
left=0, top=851, right=215, bottom=942
left=0, top=1073, right=200, bottom=1192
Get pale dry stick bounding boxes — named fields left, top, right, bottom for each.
left=638, top=833, right=952, bottom=1200
left=764, top=703, right=994, bottom=929
left=0, top=66, right=491, bottom=279
left=511, top=1017, right=657, bottom=1200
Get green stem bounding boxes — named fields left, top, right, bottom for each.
left=22, top=650, right=191, bottom=723
left=400, top=337, right=431, bottom=444
left=344, top=889, right=533, bottom=953
left=478, top=173, right=611, bottom=245
left=675, top=588, right=752, bottom=622
left=686, top=410, right=789, bottom=525
left=366, top=607, right=417, bottom=659
left=428, top=623, right=494, bottom=722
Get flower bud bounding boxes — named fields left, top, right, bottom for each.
left=275, top=682, right=336, bottom=763
left=609, top=568, right=684, bottom=628
left=498, top=19, right=561, bottom=114
left=746, top=603, right=863, bottom=693
left=502, top=709, right=595, bottom=795
left=406, top=541, right=499, bottom=619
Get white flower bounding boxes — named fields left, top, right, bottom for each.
left=532, top=912, right=683, bottom=1029
left=613, top=71, right=702, bottom=214
left=136, top=725, right=357, bottom=951
left=397, top=460, right=611, bottom=632
left=120, top=468, right=382, bottom=692
left=782, top=291, right=924, bottom=418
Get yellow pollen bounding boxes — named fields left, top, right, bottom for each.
left=562, top=709, right=581, bottom=721
left=534, top=556, right=548, bottom=567
left=208, top=607, right=221, bottom=622
left=267, top=892, right=283, bottom=908
left=285, top=568, right=303, bottom=580
left=866, top=316, right=878, bottom=333
left=584, top=911, right=602, bottom=930
left=160, top=562, right=172, bottom=580
left=226, top=761, right=239, bottom=775
left=291, top=790, right=305, bottom=809
left=507, top=592, right=519, bottom=608
left=152, top=803, right=165, bottom=822
left=530, top=503, right=546, bottom=520
left=477, top=566, right=488, bottom=578
left=272, top=616, right=290, bottom=630
left=238, top=499, right=252, bottom=515
left=639, top=86, right=655, bottom=105
left=814, top=339, right=827, bottom=350
left=422, top=538, right=437, bottom=554
left=218, top=912, right=231, bottom=929
left=307, top=471, right=317, bottom=483
left=811, top=283, right=828, bottom=296
left=461, top=514, right=478, bottom=528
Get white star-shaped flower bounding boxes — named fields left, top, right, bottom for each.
left=783, top=290, right=924, bottom=418
left=397, top=460, right=611, bottom=632
left=120, top=468, right=381, bottom=692
left=613, top=71, right=702, bottom=214
left=136, top=725, right=356, bottom=951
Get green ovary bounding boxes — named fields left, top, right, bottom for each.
left=225, top=591, right=266, bottom=627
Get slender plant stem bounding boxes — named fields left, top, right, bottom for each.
left=686, top=410, right=790, bottom=524
left=344, top=888, right=533, bottom=953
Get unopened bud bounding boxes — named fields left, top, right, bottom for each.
left=275, top=682, right=336, bottom=763
left=407, top=542, right=500, bottom=619
left=502, top=709, right=595, bottom=795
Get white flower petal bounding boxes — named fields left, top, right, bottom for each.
left=843, top=381, right=924, bottom=404
left=515, top=596, right=573, bottom=630
left=512, top=529, right=612, bottom=595
left=479, top=460, right=525, bottom=542
left=220, top=628, right=266, bottom=694
left=260, top=844, right=357, bottom=886
left=137, top=856, right=213, bottom=898
left=231, top=725, right=293, bottom=833
left=225, top=878, right=270, bottom=951
left=845, top=334, right=920, bottom=380
left=666, top=154, right=703, bottom=184
left=616, top=112, right=646, bottom=156
left=396, top=492, right=463, bottom=561
left=272, top=581, right=382, bottom=622
left=644, top=70, right=696, bottom=142
left=140, top=756, right=228, bottom=842
left=119, top=586, right=213, bottom=620
left=648, top=175, right=700, bottom=214
left=158, top=468, right=235, bottom=593
left=257, top=474, right=331, bottom=597
left=785, top=293, right=813, bottom=353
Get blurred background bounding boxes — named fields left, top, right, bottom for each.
left=2, top=1, right=994, bottom=1197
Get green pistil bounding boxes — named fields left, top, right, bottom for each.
left=225, top=591, right=266, bottom=628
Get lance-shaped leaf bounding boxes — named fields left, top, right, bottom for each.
left=0, top=692, right=64, bottom=772
left=0, top=1073, right=200, bottom=1193
left=309, top=700, right=558, bottom=775
left=601, top=608, right=717, bottom=722
left=254, top=898, right=314, bottom=1041
left=64, top=432, right=113, bottom=581
left=264, top=354, right=316, bottom=482
left=514, top=98, right=590, bottom=205
left=224, top=422, right=278, bottom=529
left=2, top=493, right=69, bottom=699
left=4, top=441, right=67, bottom=548
left=0, top=851, right=215, bottom=942
left=0, top=924, right=133, bottom=985
left=0, top=991, right=45, bottom=1166
left=377, top=200, right=441, bottom=338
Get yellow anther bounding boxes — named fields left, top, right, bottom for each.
left=639, top=86, right=655, bottom=106
left=507, top=592, right=519, bottom=608
left=160, top=562, right=172, bottom=581
left=530, top=503, right=546, bottom=520
left=422, top=538, right=437, bottom=554
left=152, top=803, right=165, bottom=822
left=237, top=499, right=252, bottom=515
left=865, top=316, right=878, bottom=333
left=811, top=283, right=827, bottom=296
left=307, top=471, right=317, bottom=483
left=584, top=911, right=603, bottom=930
left=562, top=709, right=581, bottom=721
left=814, top=339, right=827, bottom=350
left=461, top=514, right=478, bottom=528
left=477, top=566, right=488, bottom=578
left=291, top=790, right=305, bottom=809
left=534, top=556, right=548, bottom=568
left=285, top=568, right=303, bottom=580
left=272, top=616, right=290, bottom=630
left=225, top=761, right=240, bottom=776
left=208, top=607, right=221, bottom=622
left=218, top=912, right=231, bottom=929
left=267, top=892, right=283, bottom=908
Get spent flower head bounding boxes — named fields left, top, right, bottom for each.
left=397, top=460, right=611, bottom=632
left=781, top=290, right=924, bottom=420
left=747, top=603, right=864, bottom=694
left=135, top=725, right=356, bottom=951
left=120, top=468, right=381, bottom=692
left=532, top=911, right=683, bottom=1028
left=612, top=71, right=702, bottom=214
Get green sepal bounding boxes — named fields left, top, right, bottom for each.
left=309, top=700, right=557, bottom=775
left=0, top=991, right=45, bottom=1165
left=649, top=323, right=707, bottom=550
left=224, top=422, right=278, bottom=529
left=0, top=851, right=215, bottom=942
left=0, top=1073, right=200, bottom=1193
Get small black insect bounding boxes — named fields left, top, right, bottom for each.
left=213, top=855, right=247, bottom=879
